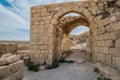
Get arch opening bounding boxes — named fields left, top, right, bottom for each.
left=54, top=12, right=92, bottom=61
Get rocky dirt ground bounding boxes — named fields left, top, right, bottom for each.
left=23, top=44, right=99, bottom=80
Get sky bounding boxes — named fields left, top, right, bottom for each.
left=0, top=0, right=88, bottom=41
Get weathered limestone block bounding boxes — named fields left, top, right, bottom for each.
left=38, top=54, right=45, bottom=64
left=116, top=29, right=120, bottom=39
left=9, top=60, right=23, bottom=73
left=115, top=39, right=120, bottom=47
left=2, top=69, right=23, bottom=80
left=105, top=55, right=112, bottom=65
left=6, top=55, right=20, bottom=65
left=114, top=57, right=120, bottom=70
left=106, top=24, right=112, bottom=32
left=46, top=54, right=53, bottom=65
left=0, top=44, right=18, bottom=57
left=12, top=69, right=23, bottom=80
left=108, top=31, right=116, bottom=40
left=112, top=22, right=120, bottom=31
left=102, top=33, right=109, bottom=40
left=0, top=53, right=24, bottom=80
left=110, top=48, right=120, bottom=57
left=105, top=40, right=113, bottom=47
left=0, top=54, right=20, bottom=66
left=102, top=47, right=109, bottom=54
left=39, top=65, right=45, bottom=71
left=0, top=66, right=10, bottom=79
left=1, top=53, right=12, bottom=59
left=101, top=40, right=106, bottom=47
left=83, top=2, right=90, bottom=7
left=96, top=53, right=105, bottom=63
left=0, top=59, right=7, bottom=66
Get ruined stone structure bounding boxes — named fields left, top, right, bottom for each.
left=0, top=42, right=30, bottom=57
left=0, top=43, right=18, bottom=57
left=30, top=0, right=120, bottom=73
left=0, top=53, right=24, bottom=80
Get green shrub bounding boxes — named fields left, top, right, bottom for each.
left=104, top=77, right=112, bottom=80
left=26, top=61, right=40, bottom=72
left=48, top=61, right=59, bottom=69
left=97, top=77, right=103, bottom=80
left=59, top=60, right=74, bottom=63
left=97, top=76, right=112, bottom=80
left=94, top=67, right=100, bottom=73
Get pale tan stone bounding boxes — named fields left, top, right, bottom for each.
left=6, top=55, right=20, bottom=64
left=116, top=29, right=120, bottom=39
left=110, top=48, right=120, bottom=57
left=114, top=57, right=120, bottom=69
left=105, top=40, right=113, bottom=47
left=0, top=58, right=7, bottom=66
left=115, top=39, right=120, bottom=48
left=9, top=60, right=24, bottom=73
left=12, top=69, right=24, bottom=80
left=0, top=66, right=10, bottom=79
left=39, top=65, right=45, bottom=71
left=1, top=53, right=12, bottom=59
left=105, top=55, right=112, bottom=65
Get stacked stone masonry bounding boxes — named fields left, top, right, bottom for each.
left=0, top=42, right=30, bottom=57
left=0, top=53, right=24, bottom=80
left=93, top=13, right=120, bottom=71
left=30, top=0, right=120, bottom=73
left=0, top=43, right=18, bottom=57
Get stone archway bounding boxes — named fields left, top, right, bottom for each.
left=50, top=4, right=94, bottom=64
left=30, top=0, right=120, bottom=73
left=30, top=1, right=95, bottom=66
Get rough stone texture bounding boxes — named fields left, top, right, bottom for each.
left=0, top=43, right=18, bottom=57
left=95, top=63, right=120, bottom=80
left=0, top=42, right=30, bottom=59
left=30, top=0, right=120, bottom=76
left=0, top=54, right=24, bottom=80
left=0, top=54, right=20, bottom=66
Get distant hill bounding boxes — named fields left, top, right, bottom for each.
left=70, top=32, right=88, bottom=44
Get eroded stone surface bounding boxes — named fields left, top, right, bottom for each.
left=0, top=54, right=24, bottom=80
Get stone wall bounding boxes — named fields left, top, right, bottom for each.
left=0, top=53, right=24, bottom=80
left=0, top=42, right=30, bottom=61
left=93, top=12, right=120, bottom=71
left=0, top=43, right=18, bottom=57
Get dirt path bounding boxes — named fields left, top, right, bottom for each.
left=23, top=47, right=99, bottom=80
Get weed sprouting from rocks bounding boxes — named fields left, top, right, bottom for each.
left=26, top=61, right=40, bottom=72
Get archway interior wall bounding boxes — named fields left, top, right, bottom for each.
left=30, top=0, right=120, bottom=72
